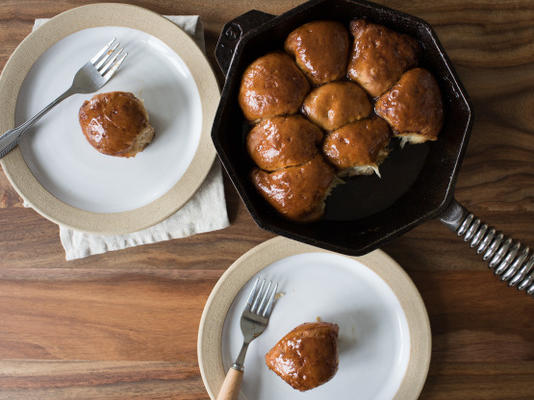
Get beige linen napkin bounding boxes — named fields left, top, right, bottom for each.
left=30, top=16, right=229, bottom=260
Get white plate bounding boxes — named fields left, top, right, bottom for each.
left=223, top=252, right=411, bottom=399
left=0, top=4, right=219, bottom=233
left=17, top=26, right=202, bottom=213
left=198, top=237, right=431, bottom=400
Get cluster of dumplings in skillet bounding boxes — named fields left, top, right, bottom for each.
left=239, top=19, right=444, bottom=222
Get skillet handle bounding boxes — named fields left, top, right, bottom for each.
left=440, top=199, right=534, bottom=297
left=215, top=10, right=276, bottom=76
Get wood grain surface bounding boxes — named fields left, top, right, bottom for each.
left=0, top=1, right=533, bottom=399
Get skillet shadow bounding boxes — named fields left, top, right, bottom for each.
left=222, top=170, right=241, bottom=224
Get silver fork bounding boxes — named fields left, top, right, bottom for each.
left=0, top=38, right=127, bottom=159
left=217, top=278, right=279, bottom=400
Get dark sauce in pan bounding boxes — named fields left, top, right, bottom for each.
left=324, top=140, right=429, bottom=221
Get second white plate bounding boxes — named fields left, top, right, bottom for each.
left=198, top=237, right=431, bottom=400
left=222, top=252, right=411, bottom=399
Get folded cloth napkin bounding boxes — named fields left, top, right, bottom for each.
left=29, top=16, right=229, bottom=260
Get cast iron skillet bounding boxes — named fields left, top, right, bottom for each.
left=211, top=0, right=534, bottom=297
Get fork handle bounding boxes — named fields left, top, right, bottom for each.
left=216, top=367, right=243, bottom=400
left=0, top=87, right=75, bottom=159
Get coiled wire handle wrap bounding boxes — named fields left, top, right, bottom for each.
left=440, top=200, right=534, bottom=297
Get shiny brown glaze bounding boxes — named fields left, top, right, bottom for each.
left=375, top=68, right=443, bottom=141
left=79, top=91, right=153, bottom=157
left=284, top=20, right=349, bottom=85
left=247, top=115, right=323, bottom=171
left=251, top=155, right=335, bottom=222
left=238, top=52, right=310, bottom=121
left=265, top=322, right=339, bottom=391
left=347, top=19, right=420, bottom=97
left=323, top=117, right=391, bottom=169
left=302, top=81, right=372, bottom=131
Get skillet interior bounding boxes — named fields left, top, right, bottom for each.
left=212, top=0, right=472, bottom=255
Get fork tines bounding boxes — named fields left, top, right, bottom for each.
left=90, top=38, right=128, bottom=79
left=246, top=278, right=278, bottom=318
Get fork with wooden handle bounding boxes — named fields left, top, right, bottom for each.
left=217, top=279, right=279, bottom=400
left=0, top=38, right=127, bottom=159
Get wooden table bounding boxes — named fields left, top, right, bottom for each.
left=0, top=1, right=533, bottom=399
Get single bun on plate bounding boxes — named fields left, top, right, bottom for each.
left=247, top=115, right=323, bottom=171
left=285, top=20, right=349, bottom=85
left=347, top=19, right=420, bottom=97
left=79, top=91, right=154, bottom=158
left=265, top=322, right=339, bottom=391
left=251, top=155, right=336, bottom=222
left=302, top=81, right=372, bottom=131
left=323, top=117, right=391, bottom=177
left=238, top=52, right=310, bottom=121
left=375, top=68, right=443, bottom=145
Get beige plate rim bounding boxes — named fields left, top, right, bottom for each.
left=198, top=236, right=432, bottom=400
left=0, top=3, right=219, bottom=234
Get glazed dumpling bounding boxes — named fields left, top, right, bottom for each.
left=246, top=115, right=323, bottom=171
left=375, top=68, right=443, bottom=145
left=265, top=322, right=339, bottom=391
left=285, top=20, right=349, bottom=85
left=323, top=117, right=391, bottom=177
left=302, top=81, right=372, bottom=131
left=347, top=19, right=420, bottom=97
left=79, top=91, right=155, bottom=158
left=251, top=155, right=336, bottom=222
left=238, top=52, right=310, bottom=121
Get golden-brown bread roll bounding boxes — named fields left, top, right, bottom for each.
left=347, top=19, right=420, bottom=97
left=375, top=68, right=443, bottom=144
left=238, top=52, right=310, bottom=121
left=251, top=155, right=336, bottom=222
left=247, top=115, right=323, bottom=171
left=323, top=117, right=391, bottom=177
left=79, top=91, right=154, bottom=158
left=284, top=20, right=349, bottom=85
left=265, top=322, right=339, bottom=391
left=302, top=81, right=372, bottom=131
